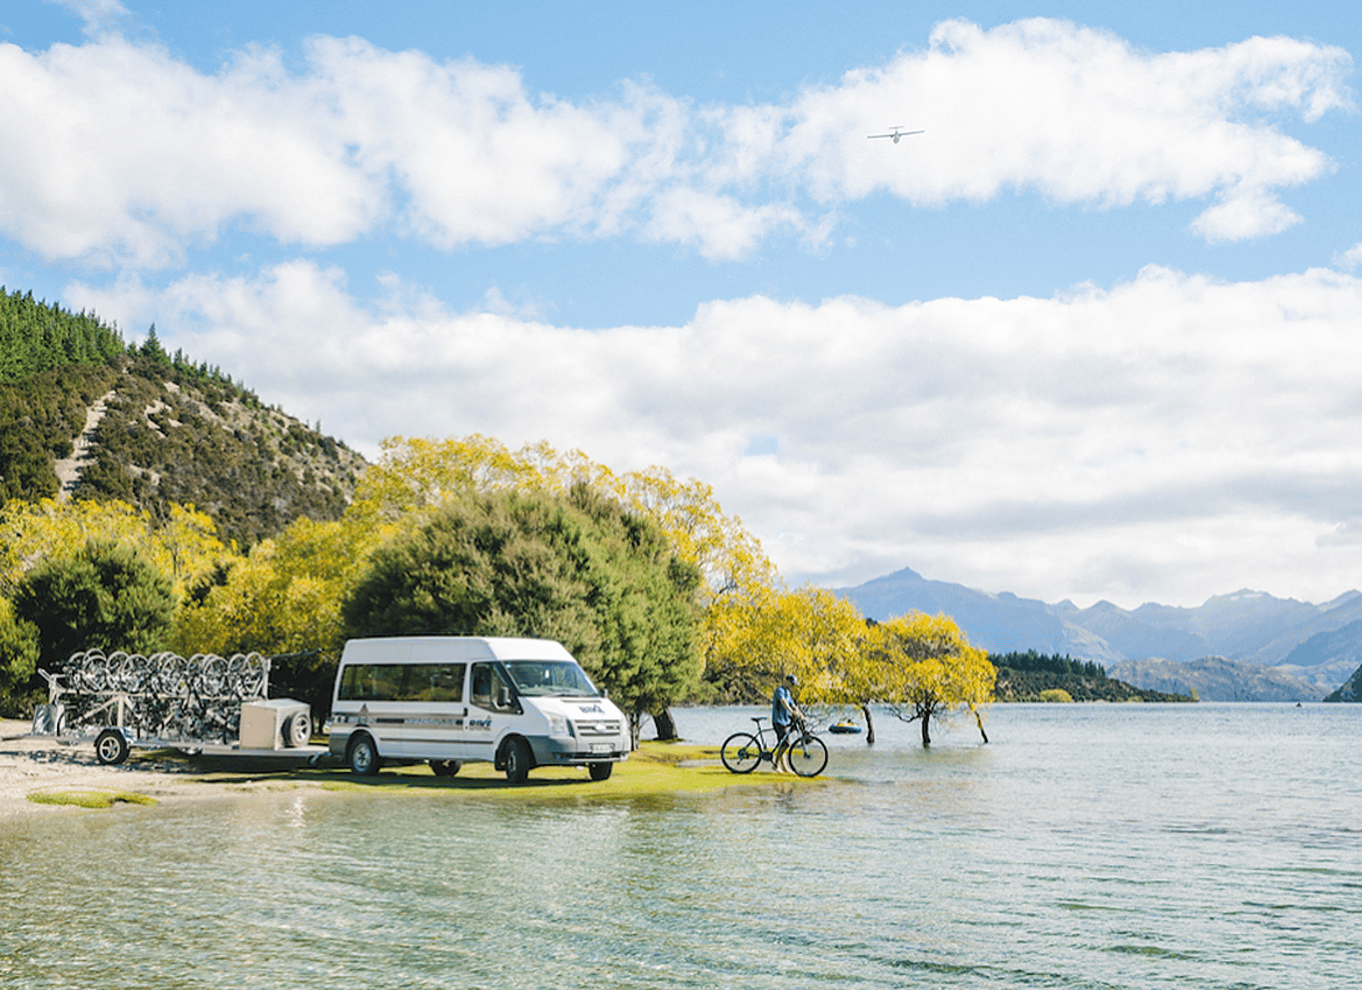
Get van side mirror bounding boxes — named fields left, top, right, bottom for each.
left=497, top=685, right=511, bottom=708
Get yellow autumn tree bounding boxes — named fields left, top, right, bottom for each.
left=852, top=612, right=995, bottom=747
left=705, top=584, right=866, bottom=704
left=172, top=512, right=400, bottom=714
left=0, top=498, right=227, bottom=598
left=173, top=515, right=398, bottom=656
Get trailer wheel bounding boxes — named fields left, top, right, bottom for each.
left=588, top=761, right=613, bottom=781
left=94, top=729, right=130, bottom=766
left=284, top=712, right=311, bottom=748
left=347, top=733, right=381, bottom=776
left=429, top=759, right=462, bottom=777
left=503, top=737, right=532, bottom=784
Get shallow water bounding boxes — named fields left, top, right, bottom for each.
left=2, top=704, right=1358, bottom=988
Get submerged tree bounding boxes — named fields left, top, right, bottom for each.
left=853, top=613, right=995, bottom=747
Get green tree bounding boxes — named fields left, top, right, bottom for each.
left=342, top=486, right=701, bottom=743
left=0, top=597, right=40, bottom=716
left=12, top=541, right=177, bottom=668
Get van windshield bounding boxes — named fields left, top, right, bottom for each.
left=503, top=660, right=600, bottom=697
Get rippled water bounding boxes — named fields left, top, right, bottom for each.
left=2, top=703, right=1359, bottom=989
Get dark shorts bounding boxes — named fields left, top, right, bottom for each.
left=775, top=722, right=791, bottom=742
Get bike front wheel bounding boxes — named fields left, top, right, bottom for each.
left=720, top=732, right=762, bottom=773
left=787, top=734, right=828, bottom=777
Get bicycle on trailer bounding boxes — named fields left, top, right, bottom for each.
left=720, top=716, right=828, bottom=777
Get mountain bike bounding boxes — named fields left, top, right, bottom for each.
left=720, top=716, right=828, bottom=777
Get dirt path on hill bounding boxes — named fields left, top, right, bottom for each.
left=53, top=389, right=117, bottom=500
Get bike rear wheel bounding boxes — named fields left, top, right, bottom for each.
left=787, top=733, right=828, bottom=777
left=720, top=732, right=762, bottom=773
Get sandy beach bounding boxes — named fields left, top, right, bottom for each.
left=0, top=718, right=330, bottom=820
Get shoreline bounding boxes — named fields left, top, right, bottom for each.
left=0, top=719, right=331, bottom=821
left=0, top=720, right=806, bottom=820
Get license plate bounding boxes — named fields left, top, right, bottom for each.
left=590, top=743, right=612, bottom=753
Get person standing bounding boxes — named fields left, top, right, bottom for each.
left=771, top=673, right=803, bottom=773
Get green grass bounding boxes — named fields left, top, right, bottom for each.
left=186, top=741, right=828, bottom=801
left=27, top=789, right=159, bottom=809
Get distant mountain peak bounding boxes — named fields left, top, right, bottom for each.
left=837, top=563, right=1362, bottom=692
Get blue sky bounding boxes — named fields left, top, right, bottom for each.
left=2, top=1, right=1360, bottom=608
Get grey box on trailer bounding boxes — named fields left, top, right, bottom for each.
left=240, top=699, right=311, bottom=749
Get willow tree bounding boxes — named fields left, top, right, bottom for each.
left=354, top=436, right=779, bottom=608
left=172, top=512, right=401, bottom=715
left=705, top=584, right=865, bottom=708
left=853, top=613, right=995, bottom=747
left=0, top=498, right=228, bottom=600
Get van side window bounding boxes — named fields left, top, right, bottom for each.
left=471, top=662, right=517, bottom=712
left=406, top=663, right=465, bottom=702
left=339, top=663, right=466, bottom=702
left=340, top=663, right=404, bottom=701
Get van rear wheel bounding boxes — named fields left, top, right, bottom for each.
left=504, top=737, right=532, bottom=784
left=588, top=761, right=613, bottom=781
left=348, top=734, right=381, bottom=776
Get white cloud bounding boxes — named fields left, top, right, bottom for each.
left=1338, top=243, right=1362, bottom=270
left=770, top=19, right=1349, bottom=240
left=0, top=37, right=383, bottom=266
left=0, top=18, right=1349, bottom=267
left=50, top=0, right=129, bottom=37
left=67, top=261, right=1362, bottom=608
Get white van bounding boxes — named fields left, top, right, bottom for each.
left=328, top=636, right=631, bottom=782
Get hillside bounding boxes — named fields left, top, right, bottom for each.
left=1105, top=656, right=1326, bottom=702
left=0, top=290, right=367, bottom=546
left=991, top=651, right=1192, bottom=702
left=1323, top=663, right=1362, bottom=702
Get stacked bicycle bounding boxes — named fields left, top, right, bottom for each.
left=720, top=716, right=828, bottom=777
left=45, top=648, right=271, bottom=743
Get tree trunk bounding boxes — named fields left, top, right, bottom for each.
left=653, top=708, right=678, bottom=741
left=921, top=712, right=931, bottom=747
left=975, top=710, right=989, bottom=744
left=860, top=703, right=876, bottom=745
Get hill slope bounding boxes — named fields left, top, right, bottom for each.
left=1, top=291, right=367, bottom=546
left=1105, top=656, right=1326, bottom=702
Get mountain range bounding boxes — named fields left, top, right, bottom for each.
left=839, top=566, right=1362, bottom=701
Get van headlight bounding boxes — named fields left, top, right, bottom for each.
left=547, top=714, right=573, bottom=738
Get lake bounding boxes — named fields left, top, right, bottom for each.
left=1, top=703, right=1358, bottom=989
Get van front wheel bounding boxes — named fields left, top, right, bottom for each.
left=348, top=734, right=381, bottom=776
left=504, top=737, right=532, bottom=784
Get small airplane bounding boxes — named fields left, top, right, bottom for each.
left=867, top=126, right=924, bottom=144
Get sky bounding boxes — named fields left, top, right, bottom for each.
left=1, top=0, right=1360, bottom=609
